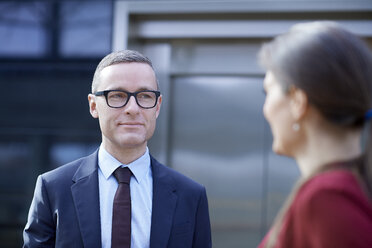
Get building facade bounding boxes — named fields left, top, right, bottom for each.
left=1, top=1, right=371, bottom=247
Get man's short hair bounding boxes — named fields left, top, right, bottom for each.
left=91, top=50, right=157, bottom=93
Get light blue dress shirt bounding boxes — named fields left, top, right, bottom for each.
left=98, top=145, right=153, bottom=248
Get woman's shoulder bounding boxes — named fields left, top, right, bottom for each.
left=295, top=169, right=372, bottom=215
left=300, top=170, right=360, bottom=197
left=288, top=170, right=372, bottom=247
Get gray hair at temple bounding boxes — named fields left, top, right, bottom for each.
left=91, top=50, right=159, bottom=93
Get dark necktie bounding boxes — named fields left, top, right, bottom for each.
left=112, top=167, right=132, bottom=248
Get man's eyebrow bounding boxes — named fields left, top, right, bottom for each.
left=137, top=87, right=157, bottom=91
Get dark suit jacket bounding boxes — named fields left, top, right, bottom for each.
left=23, top=150, right=212, bottom=248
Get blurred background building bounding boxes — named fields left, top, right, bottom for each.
left=1, top=0, right=371, bottom=247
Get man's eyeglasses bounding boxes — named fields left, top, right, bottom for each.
left=94, top=90, right=161, bottom=109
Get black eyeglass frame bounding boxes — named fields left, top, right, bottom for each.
left=94, top=90, right=161, bottom=109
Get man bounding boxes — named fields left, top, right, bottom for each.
left=23, top=50, right=212, bottom=248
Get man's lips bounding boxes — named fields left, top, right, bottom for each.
left=118, top=122, right=144, bottom=127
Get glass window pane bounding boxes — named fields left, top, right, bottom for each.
left=0, top=141, right=32, bottom=236
left=59, top=2, right=112, bottom=57
left=266, top=151, right=299, bottom=229
left=0, top=2, right=48, bottom=57
left=170, top=76, right=266, bottom=247
left=0, top=142, right=31, bottom=191
left=49, top=142, right=99, bottom=169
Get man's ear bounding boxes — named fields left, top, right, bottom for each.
left=88, top=94, right=99, bottom=119
left=289, top=87, right=308, bottom=121
left=155, top=94, right=162, bottom=119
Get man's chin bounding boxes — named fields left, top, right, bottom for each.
left=117, top=136, right=147, bottom=149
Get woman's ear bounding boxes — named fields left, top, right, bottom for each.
left=289, top=87, right=308, bottom=121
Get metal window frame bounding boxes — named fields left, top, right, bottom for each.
left=113, top=0, right=372, bottom=50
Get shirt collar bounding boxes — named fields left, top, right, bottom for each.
left=98, top=145, right=151, bottom=184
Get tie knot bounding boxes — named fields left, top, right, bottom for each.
left=113, top=167, right=132, bottom=184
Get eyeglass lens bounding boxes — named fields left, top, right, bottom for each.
left=107, top=91, right=157, bottom=108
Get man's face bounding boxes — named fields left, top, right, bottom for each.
left=88, top=62, right=162, bottom=153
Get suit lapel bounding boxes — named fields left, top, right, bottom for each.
left=150, top=156, right=177, bottom=248
left=71, top=151, right=101, bottom=248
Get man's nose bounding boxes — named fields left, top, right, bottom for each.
left=124, top=95, right=140, bottom=112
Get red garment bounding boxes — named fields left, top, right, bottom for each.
left=259, top=169, right=372, bottom=248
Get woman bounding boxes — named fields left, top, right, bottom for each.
left=258, top=21, right=372, bottom=247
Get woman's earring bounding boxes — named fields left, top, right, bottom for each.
left=292, top=123, right=300, bottom=132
